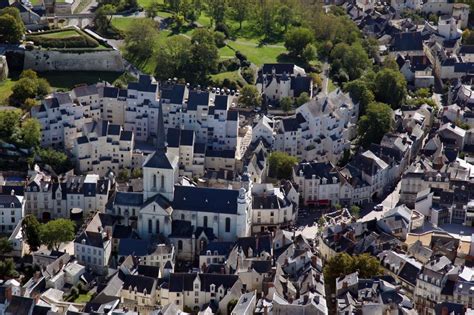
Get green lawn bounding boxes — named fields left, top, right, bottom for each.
left=137, top=0, right=163, bottom=8
left=38, top=30, right=79, bottom=39
left=111, top=17, right=139, bottom=33
left=211, top=70, right=244, bottom=84
left=74, top=293, right=92, bottom=303
left=227, top=41, right=286, bottom=66
left=218, top=45, right=235, bottom=60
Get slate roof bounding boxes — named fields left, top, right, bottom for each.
left=205, top=149, right=235, bottom=159
left=112, top=225, right=134, bottom=239
left=75, top=231, right=107, bottom=248
left=262, top=63, right=295, bottom=75
left=281, top=116, right=300, bottom=132
left=198, top=273, right=238, bottom=292
left=137, top=265, right=161, bottom=278
left=112, top=191, right=143, bottom=207
left=200, top=241, right=234, bottom=256
left=169, top=220, right=194, bottom=238
left=187, top=91, right=209, bottom=111
left=0, top=195, right=22, bottom=207
left=118, top=238, right=150, bottom=256
left=295, top=161, right=339, bottom=181
left=161, top=84, right=186, bottom=104
left=102, top=86, right=119, bottom=98
left=168, top=273, right=196, bottom=292
left=214, top=95, right=229, bottom=111
left=172, top=186, right=239, bottom=214
left=227, top=110, right=238, bottom=121
left=122, top=274, right=156, bottom=293
left=73, top=85, right=98, bottom=98
left=143, top=151, right=173, bottom=169
left=128, top=75, right=158, bottom=93
left=291, top=76, right=312, bottom=97
left=234, top=234, right=272, bottom=256
left=398, top=262, right=420, bottom=286
left=120, top=131, right=133, bottom=141
left=391, top=32, right=423, bottom=52
left=5, top=295, right=34, bottom=315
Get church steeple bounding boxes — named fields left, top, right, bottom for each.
left=157, top=103, right=166, bottom=152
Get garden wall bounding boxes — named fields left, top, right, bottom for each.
left=24, top=49, right=125, bottom=71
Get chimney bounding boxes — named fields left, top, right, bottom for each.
left=10, top=189, right=14, bottom=196
left=5, top=286, right=12, bottom=302
left=264, top=305, right=268, bottom=315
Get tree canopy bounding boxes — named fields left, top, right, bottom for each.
left=40, top=219, right=75, bottom=251
left=358, top=102, right=393, bottom=147
left=323, top=253, right=383, bottom=293
left=238, top=85, right=261, bottom=108
left=284, top=27, right=314, bottom=58
left=124, top=18, right=158, bottom=60
left=37, top=148, right=73, bottom=174
left=268, top=151, right=298, bottom=180
left=22, top=215, right=42, bottom=252
left=0, top=7, right=24, bottom=44
left=11, top=70, right=51, bottom=105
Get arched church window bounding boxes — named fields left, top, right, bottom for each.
left=203, top=216, right=208, bottom=228
left=225, top=218, right=231, bottom=232
left=153, top=174, right=157, bottom=189
left=161, top=175, right=165, bottom=190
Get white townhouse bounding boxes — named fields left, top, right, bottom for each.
left=0, top=191, right=25, bottom=233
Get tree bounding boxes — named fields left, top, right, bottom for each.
left=205, top=0, right=226, bottom=26
left=22, top=215, right=42, bottom=252
left=188, top=28, right=219, bottom=82
left=37, top=148, right=72, bottom=173
left=0, top=259, right=18, bottom=279
left=37, top=78, right=51, bottom=97
left=358, top=102, right=393, bottom=147
left=330, top=42, right=370, bottom=81
left=255, top=0, right=277, bottom=39
left=301, top=44, right=317, bottom=63
left=323, top=253, right=383, bottom=293
left=229, top=0, right=249, bottom=29
left=296, top=92, right=310, bottom=106
left=40, top=219, right=75, bottom=251
left=268, top=151, right=298, bottom=180
left=284, top=27, right=313, bottom=57
left=463, top=29, right=474, bottom=45
left=350, top=205, right=360, bottom=218
left=0, top=7, right=24, bottom=43
left=154, top=36, right=192, bottom=81
left=124, top=19, right=158, bottom=60
left=238, top=85, right=261, bottom=108
left=94, top=4, right=116, bottom=33
left=0, top=237, right=13, bottom=256
left=343, top=79, right=374, bottom=115
left=277, top=5, right=293, bottom=31
left=0, top=109, right=21, bottom=143
left=374, top=68, right=407, bottom=109
left=382, top=56, right=399, bottom=71
left=146, top=1, right=160, bottom=19
left=280, top=97, right=293, bottom=113
left=227, top=299, right=238, bottom=314
left=19, top=118, right=41, bottom=148
left=11, top=78, right=38, bottom=103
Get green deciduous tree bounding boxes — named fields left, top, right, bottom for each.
left=124, top=19, right=158, bottom=60
left=284, top=27, right=313, bottom=57
left=0, top=7, right=24, bottom=44
left=205, top=0, right=226, bottom=26
left=22, top=215, right=42, bottom=252
left=94, top=4, right=116, bottom=33
left=0, top=109, right=21, bottom=143
left=238, top=85, right=261, bottom=108
left=323, top=253, right=383, bottom=293
left=19, top=118, right=41, bottom=148
left=358, top=102, right=393, bottom=147
left=145, top=1, right=160, bottom=19
left=343, top=79, right=374, bottom=115
left=229, top=0, right=249, bottom=29
left=37, top=148, right=72, bottom=174
left=268, top=151, right=298, bottom=180
left=276, top=5, right=293, bottom=31
left=374, top=68, right=407, bottom=109
left=280, top=96, right=293, bottom=113
left=0, top=259, right=18, bottom=279
left=0, top=237, right=13, bottom=256
left=40, top=219, right=75, bottom=251
left=296, top=92, right=310, bottom=106
left=11, top=70, right=51, bottom=104
left=330, top=42, right=370, bottom=81
left=155, top=35, right=192, bottom=81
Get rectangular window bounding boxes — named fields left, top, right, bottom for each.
left=148, top=219, right=152, bottom=233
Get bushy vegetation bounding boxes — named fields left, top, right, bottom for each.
left=26, top=29, right=101, bottom=49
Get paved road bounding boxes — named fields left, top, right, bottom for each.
left=321, top=61, right=330, bottom=94
left=359, top=181, right=401, bottom=222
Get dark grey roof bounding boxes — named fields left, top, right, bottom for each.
left=161, top=84, right=185, bottom=104
left=120, top=131, right=133, bottom=141
left=194, top=143, right=206, bottom=154
left=251, top=260, right=272, bottom=274
left=295, top=161, right=339, bottom=181
left=128, top=75, right=158, bottom=93
left=166, top=128, right=181, bottom=148
left=262, top=63, right=295, bottom=75
left=0, top=195, right=22, bottom=207
left=143, top=151, right=173, bottom=169
left=168, top=273, right=196, bottom=292
left=391, top=32, right=423, bottom=52
left=398, top=262, right=420, bottom=286
left=198, top=273, right=238, bottom=292
left=77, top=136, right=88, bottom=145
left=102, top=86, right=119, bottom=98
left=281, top=116, right=300, bottom=132
left=227, top=110, right=238, bottom=121
left=291, top=76, right=312, bottom=97
left=172, top=186, right=239, bottom=214
left=73, top=85, right=98, bottom=98
left=5, top=295, right=34, bottom=315
left=200, top=241, right=233, bottom=256
left=181, top=129, right=194, bottom=146
left=169, top=220, right=194, bottom=238
left=187, top=91, right=209, bottom=110
left=234, top=234, right=272, bottom=256
left=137, top=265, right=160, bottom=278
left=75, top=231, right=106, bottom=248
left=122, top=274, right=156, bottom=293
left=214, top=95, right=229, bottom=110
left=118, top=239, right=150, bottom=256
left=107, top=124, right=121, bottom=136
left=112, top=225, right=134, bottom=239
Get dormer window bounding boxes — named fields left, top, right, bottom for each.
left=210, top=284, right=215, bottom=292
